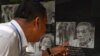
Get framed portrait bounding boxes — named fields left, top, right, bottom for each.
left=1, top=4, right=19, bottom=22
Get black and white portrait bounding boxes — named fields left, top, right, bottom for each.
left=1, top=4, right=19, bottom=22
left=56, top=22, right=76, bottom=46
left=39, top=33, right=54, bottom=51
left=41, top=1, right=55, bottom=24
left=74, top=22, right=95, bottom=48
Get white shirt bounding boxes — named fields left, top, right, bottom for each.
left=0, top=20, right=28, bottom=56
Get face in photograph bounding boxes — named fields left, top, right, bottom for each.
left=76, top=22, right=93, bottom=47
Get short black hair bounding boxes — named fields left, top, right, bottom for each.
left=14, top=0, right=46, bottom=21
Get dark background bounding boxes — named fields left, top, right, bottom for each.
left=56, top=0, right=100, bottom=56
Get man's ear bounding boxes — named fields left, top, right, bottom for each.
left=33, top=16, right=40, bottom=30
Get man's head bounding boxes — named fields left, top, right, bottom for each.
left=76, top=22, right=92, bottom=44
left=14, top=0, right=47, bottom=42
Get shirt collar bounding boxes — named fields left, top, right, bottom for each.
left=10, top=20, right=28, bottom=48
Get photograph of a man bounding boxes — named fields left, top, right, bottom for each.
left=76, top=22, right=95, bottom=48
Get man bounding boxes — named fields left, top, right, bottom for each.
left=0, top=0, right=68, bottom=56
left=76, top=22, right=94, bottom=48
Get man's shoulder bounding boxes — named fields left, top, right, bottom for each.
left=0, top=23, right=19, bottom=56
left=0, top=22, right=17, bottom=39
